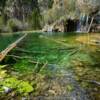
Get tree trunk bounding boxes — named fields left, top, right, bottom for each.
left=87, top=17, right=94, bottom=33
left=86, top=15, right=89, bottom=31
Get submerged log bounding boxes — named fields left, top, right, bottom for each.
left=29, top=60, right=44, bottom=65
left=89, top=80, right=100, bottom=86
left=15, top=47, right=46, bottom=54
left=6, top=55, right=45, bottom=66
left=0, top=34, right=27, bottom=62
left=7, top=54, right=44, bottom=65
left=40, top=35, right=72, bottom=47
left=7, top=54, right=33, bottom=59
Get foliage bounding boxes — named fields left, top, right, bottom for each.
left=48, top=0, right=54, bottom=8
left=2, top=78, right=20, bottom=88
left=28, top=9, right=42, bottom=30
left=38, top=0, right=54, bottom=11
left=0, top=16, right=3, bottom=26
left=0, top=16, right=4, bottom=32
left=0, top=0, right=7, bottom=13
left=7, top=18, right=23, bottom=32
left=13, top=60, right=35, bottom=73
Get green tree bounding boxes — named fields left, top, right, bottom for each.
left=28, top=9, right=42, bottom=30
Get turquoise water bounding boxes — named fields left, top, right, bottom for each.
left=0, top=32, right=100, bottom=100
left=0, top=34, right=22, bottom=52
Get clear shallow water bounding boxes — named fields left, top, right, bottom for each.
left=0, top=32, right=100, bottom=100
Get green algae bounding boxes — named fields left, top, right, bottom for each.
left=0, top=32, right=100, bottom=99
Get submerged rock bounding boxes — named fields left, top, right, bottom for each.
left=3, top=86, right=12, bottom=93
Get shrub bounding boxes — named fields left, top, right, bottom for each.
left=7, top=18, right=23, bottom=32
left=28, top=9, right=42, bottom=30
left=0, top=16, right=4, bottom=33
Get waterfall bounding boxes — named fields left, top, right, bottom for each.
left=48, top=26, right=53, bottom=32
left=77, top=14, right=89, bottom=33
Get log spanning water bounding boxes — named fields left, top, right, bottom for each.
left=0, top=33, right=27, bottom=62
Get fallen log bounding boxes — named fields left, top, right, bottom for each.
left=0, top=33, right=27, bottom=62
left=15, top=47, right=46, bottom=54
left=40, top=35, right=70, bottom=47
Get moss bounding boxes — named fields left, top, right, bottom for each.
left=16, top=81, right=33, bottom=96
left=0, top=77, right=33, bottom=96
left=0, top=65, right=7, bottom=79
left=13, top=60, right=35, bottom=73
left=66, top=84, right=74, bottom=92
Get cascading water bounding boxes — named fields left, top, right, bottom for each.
left=77, top=14, right=89, bottom=33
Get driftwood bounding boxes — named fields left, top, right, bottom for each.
left=87, top=17, right=94, bottom=33
left=0, top=34, right=27, bottom=62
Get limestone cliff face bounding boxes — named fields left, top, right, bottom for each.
left=3, top=0, right=76, bottom=24
left=4, top=0, right=40, bottom=21
left=77, top=0, right=100, bottom=15
left=38, top=0, right=53, bottom=13
left=53, top=0, right=67, bottom=8
left=42, top=0, right=78, bottom=32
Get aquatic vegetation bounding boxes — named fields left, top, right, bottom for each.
left=66, top=84, right=74, bottom=92
left=0, top=77, right=33, bottom=96
left=0, top=33, right=100, bottom=99
left=13, top=59, right=40, bottom=73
